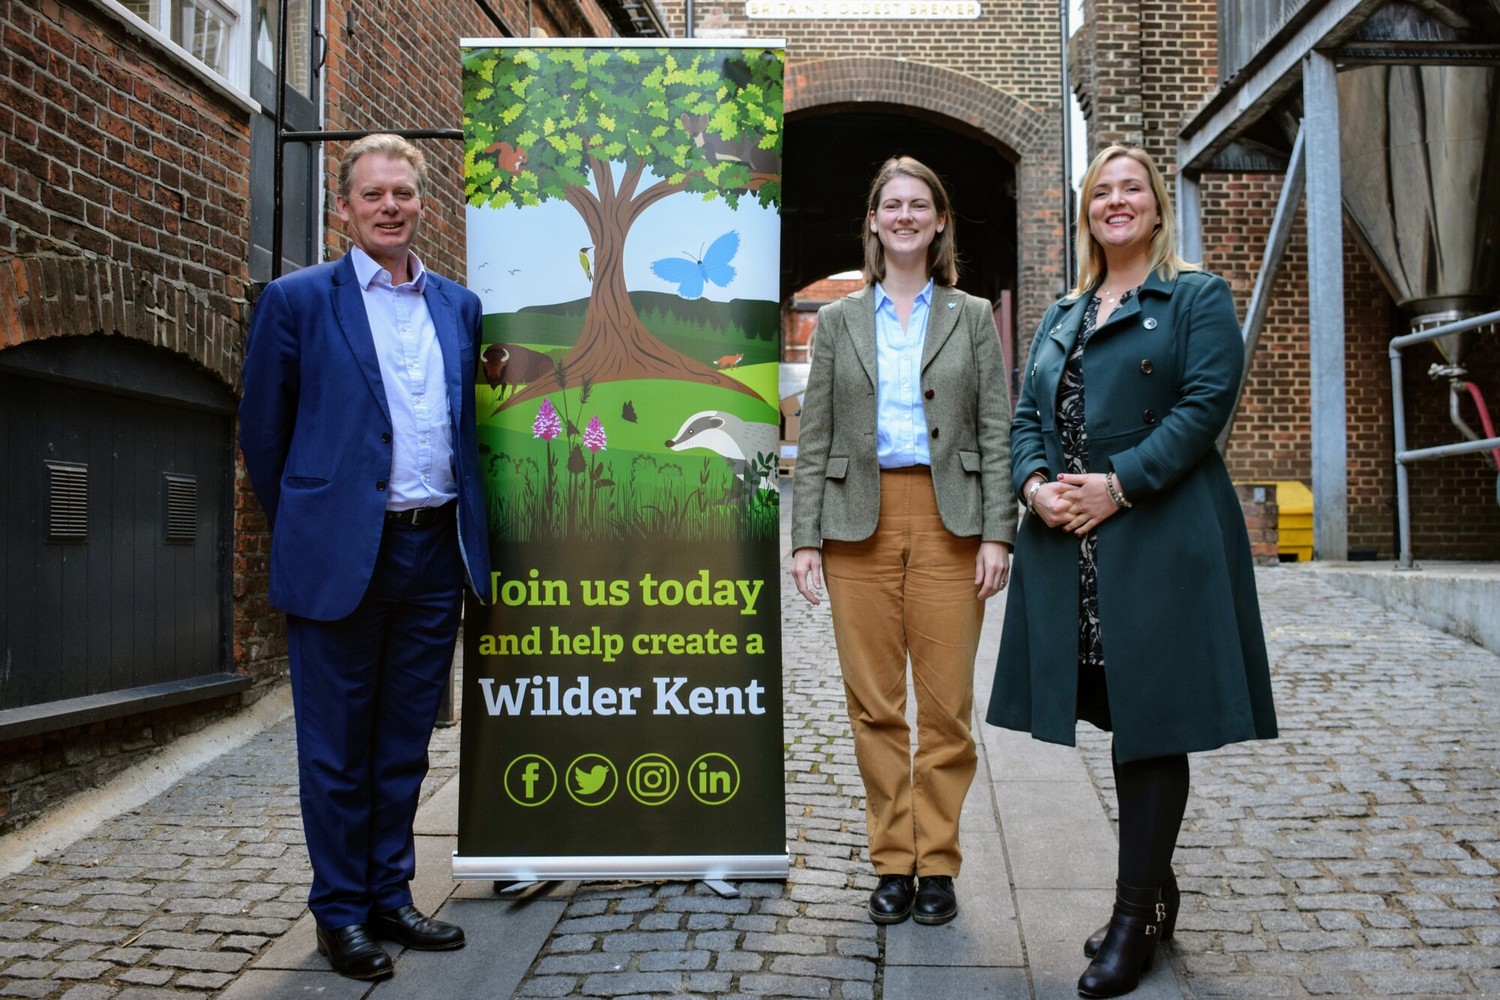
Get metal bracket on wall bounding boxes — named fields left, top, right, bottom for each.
left=267, top=0, right=512, bottom=279
left=1217, top=128, right=1306, bottom=454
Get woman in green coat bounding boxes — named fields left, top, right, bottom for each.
left=987, top=145, right=1277, bottom=998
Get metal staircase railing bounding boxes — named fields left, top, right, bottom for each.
left=1389, top=310, right=1500, bottom=569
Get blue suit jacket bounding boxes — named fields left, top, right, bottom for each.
left=239, top=254, right=491, bottom=621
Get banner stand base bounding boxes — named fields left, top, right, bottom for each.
left=492, top=876, right=746, bottom=898
left=493, top=880, right=550, bottom=898
left=701, top=878, right=739, bottom=898
left=455, top=852, right=791, bottom=883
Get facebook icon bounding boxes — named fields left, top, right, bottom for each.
left=522, top=761, right=541, bottom=798
left=505, top=755, right=555, bottom=806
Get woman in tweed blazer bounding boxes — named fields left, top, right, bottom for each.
left=791, top=156, right=1016, bottom=928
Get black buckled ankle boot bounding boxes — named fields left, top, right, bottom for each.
left=1077, top=881, right=1166, bottom=998
left=1084, top=871, right=1176, bottom=958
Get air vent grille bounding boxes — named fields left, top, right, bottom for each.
left=163, top=474, right=198, bottom=543
left=46, top=461, right=89, bottom=543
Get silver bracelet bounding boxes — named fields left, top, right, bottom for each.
left=1025, top=478, right=1045, bottom=515
left=1105, top=471, right=1132, bottom=509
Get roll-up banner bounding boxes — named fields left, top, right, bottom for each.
left=455, top=39, right=789, bottom=881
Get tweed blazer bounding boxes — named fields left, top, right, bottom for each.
left=791, top=284, right=1016, bottom=551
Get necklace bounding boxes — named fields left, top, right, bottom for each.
left=1098, top=284, right=1136, bottom=304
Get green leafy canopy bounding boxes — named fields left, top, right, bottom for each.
left=463, top=47, right=783, bottom=211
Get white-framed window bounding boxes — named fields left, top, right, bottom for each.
left=118, top=0, right=247, bottom=89
left=252, top=0, right=316, bottom=99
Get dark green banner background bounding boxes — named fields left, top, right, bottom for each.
left=455, top=39, right=787, bottom=877
left=458, top=541, right=784, bottom=861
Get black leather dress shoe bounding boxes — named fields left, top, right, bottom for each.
left=913, top=875, right=958, bottom=925
left=315, top=924, right=393, bottom=980
left=868, top=874, right=916, bottom=924
left=370, top=904, right=466, bottom=950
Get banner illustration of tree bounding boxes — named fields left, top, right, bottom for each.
left=465, top=44, right=781, bottom=406
left=455, top=40, right=789, bottom=882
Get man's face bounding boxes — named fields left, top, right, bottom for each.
left=335, top=153, right=422, bottom=271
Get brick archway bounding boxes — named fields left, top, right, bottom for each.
left=784, top=56, right=1063, bottom=336
left=1, top=255, right=244, bottom=392
left=786, top=57, right=1051, bottom=162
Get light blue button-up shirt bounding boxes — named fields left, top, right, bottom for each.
left=874, top=279, right=934, bottom=468
left=350, top=246, right=457, bottom=511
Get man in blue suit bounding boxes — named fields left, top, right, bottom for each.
left=239, top=134, right=490, bottom=981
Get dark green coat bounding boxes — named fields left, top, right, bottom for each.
left=985, top=270, right=1278, bottom=762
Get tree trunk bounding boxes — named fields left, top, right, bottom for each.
left=498, top=186, right=759, bottom=410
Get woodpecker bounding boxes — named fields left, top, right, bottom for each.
left=579, top=246, right=593, bottom=282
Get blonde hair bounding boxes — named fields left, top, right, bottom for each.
left=861, top=156, right=959, bottom=287
left=1070, top=144, right=1197, bottom=299
left=337, top=133, right=428, bottom=201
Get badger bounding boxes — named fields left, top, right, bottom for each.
left=665, top=410, right=779, bottom=493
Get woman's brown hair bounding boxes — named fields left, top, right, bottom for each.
left=861, top=156, right=959, bottom=287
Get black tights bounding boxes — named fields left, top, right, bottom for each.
left=1112, top=748, right=1189, bottom=888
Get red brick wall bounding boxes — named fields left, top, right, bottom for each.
left=1076, top=0, right=1500, bottom=560
left=0, top=0, right=254, bottom=833
left=674, top=3, right=1063, bottom=107
left=316, top=0, right=612, bottom=272
left=0, top=0, right=249, bottom=383
left=1400, top=337, right=1500, bottom=560
left=788, top=275, right=863, bottom=362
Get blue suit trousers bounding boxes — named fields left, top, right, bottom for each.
left=287, top=518, right=464, bottom=929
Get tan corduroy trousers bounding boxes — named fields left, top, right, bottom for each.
left=821, top=467, right=985, bottom=878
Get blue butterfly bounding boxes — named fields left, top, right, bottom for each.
left=650, top=231, right=740, bottom=299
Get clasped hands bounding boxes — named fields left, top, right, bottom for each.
left=1029, top=473, right=1121, bottom=536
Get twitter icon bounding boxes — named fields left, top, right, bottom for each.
left=566, top=754, right=618, bottom=806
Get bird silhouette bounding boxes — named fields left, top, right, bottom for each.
left=573, top=764, right=609, bottom=795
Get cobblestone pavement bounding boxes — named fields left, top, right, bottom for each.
left=0, top=713, right=463, bottom=999
left=1080, top=568, right=1500, bottom=998
left=2, top=565, right=1499, bottom=998
left=511, top=575, right=879, bottom=1000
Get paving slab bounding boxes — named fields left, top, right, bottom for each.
left=882, top=964, right=1031, bottom=998
left=990, top=779, right=1120, bottom=893
left=218, top=967, right=375, bottom=999
left=368, top=894, right=572, bottom=999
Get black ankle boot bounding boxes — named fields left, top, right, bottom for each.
left=1077, top=881, right=1166, bottom=998
left=1084, top=871, right=1177, bottom=957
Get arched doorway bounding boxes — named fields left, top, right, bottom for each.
left=782, top=108, right=1019, bottom=308
left=776, top=105, right=1024, bottom=462
left=0, top=337, right=245, bottom=739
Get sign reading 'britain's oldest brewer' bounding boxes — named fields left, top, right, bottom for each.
left=744, top=0, right=982, bottom=18
left=455, top=39, right=789, bottom=881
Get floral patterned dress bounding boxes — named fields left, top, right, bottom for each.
left=1059, top=289, right=1132, bottom=729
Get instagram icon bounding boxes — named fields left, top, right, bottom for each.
left=626, top=754, right=680, bottom=806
